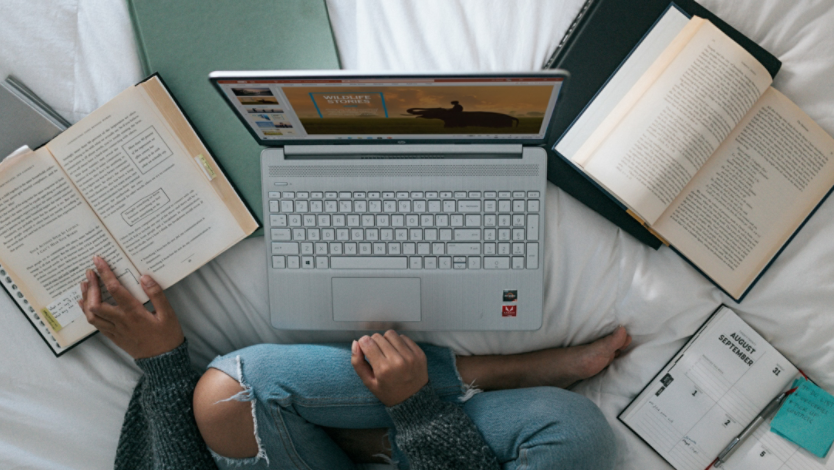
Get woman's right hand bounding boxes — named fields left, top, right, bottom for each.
left=351, top=330, right=429, bottom=407
left=79, top=256, right=184, bottom=359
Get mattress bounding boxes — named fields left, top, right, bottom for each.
left=1, top=0, right=832, bottom=468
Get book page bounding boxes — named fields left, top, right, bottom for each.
left=46, top=81, right=248, bottom=288
left=556, top=7, right=692, bottom=162
left=581, top=20, right=772, bottom=224
left=620, top=306, right=798, bottom=470
left=0, top=147, right=145, bottom=345
left=722, top=417, right=834, bottom=470
left=653, top=88, right=834, bottom=299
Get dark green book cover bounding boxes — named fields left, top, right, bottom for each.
left=127, top=0, right=341, bottom=234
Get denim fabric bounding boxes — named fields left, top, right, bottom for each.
left=207, top=343, right=616, bottom=470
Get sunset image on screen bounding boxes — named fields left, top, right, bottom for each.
left=281, top=85, right=554, bottom=135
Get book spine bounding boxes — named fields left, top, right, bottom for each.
left=126, top=0, right=152, bottom=76
left=543, top=0, right=598, bottom=69
left=0, top=263, right=64, bottom=356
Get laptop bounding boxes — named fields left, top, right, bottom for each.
left=209, top=70, right=568, bottom=331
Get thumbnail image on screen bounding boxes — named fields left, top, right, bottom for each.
left=280, top=85, right=555, bottom=135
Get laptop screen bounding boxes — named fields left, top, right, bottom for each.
left=211, top=72, right=567, bottom=145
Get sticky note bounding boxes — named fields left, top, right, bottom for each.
left=194, top=154, right=216, bottom=180
left=771, top=380, right=834, bottom=458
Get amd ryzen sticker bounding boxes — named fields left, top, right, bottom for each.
left=503, top=290, right=518, bottom=302
left=502, top=305, right=517, bottom=317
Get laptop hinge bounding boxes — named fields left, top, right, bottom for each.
left=283, top=144, right=523, bottom=159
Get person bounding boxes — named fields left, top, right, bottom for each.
left=79, top=256, right=631, bottom=469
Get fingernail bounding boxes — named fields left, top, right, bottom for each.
left=86, top=269, right=94, bottom=281
left=351, top=340, right=357, bottom=354
left=93, top=256, right=103, bottom=267
left=141, top=275, right=156, bottom=287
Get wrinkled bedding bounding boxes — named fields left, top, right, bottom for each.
left=1, top=0, right=833, bottom=468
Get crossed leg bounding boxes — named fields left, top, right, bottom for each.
left=193, top=326, right=631, bottom=464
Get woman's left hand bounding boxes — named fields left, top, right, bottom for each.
left=78, top=256, right=184, bottom=359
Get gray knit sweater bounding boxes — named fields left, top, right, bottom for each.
left=115, top=341, right=499, bottom=469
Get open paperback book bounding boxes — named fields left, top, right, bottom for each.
left=619, top=305, right=833, bottom=470
left=554, top=6, right=834, bottom=301
left=0, top=75, right=258, bottom=355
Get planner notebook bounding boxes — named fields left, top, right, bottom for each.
left=620, top=305, right=833, bottom=470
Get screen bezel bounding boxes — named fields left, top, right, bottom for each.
left=209, top=70, right=569, bottom=147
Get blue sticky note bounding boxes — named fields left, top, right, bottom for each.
left=770, top=381, right=834, bottom=458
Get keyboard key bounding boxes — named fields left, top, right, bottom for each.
left=498, top=200, right=511, bottom=212
left=513, top=215, right=525, bottom=226
left=368, top=192, right=380, bottom=198
left=498, top=191, right=511, bottom=198
left=498, top=242, right=511, bottom=254
left=484, top=215, right=496, bottom=227
left=424, top=257, right=437, bottom=269
left=484, top=243, right=496, bottom=255
left=439, top=257, right=452, bottom=269
left=301, top=243, right=314, bottom=255
left=440, top=191, right=452, bottom=198
left=281, top=200, right=294, bottom=212
left=381, top=228, right=393, bottom=240
left=527, top=215, right=539, bottom=241
left=399, top=200, right=412, bottom=212
left=325, top=200, right=338, bottom=212
left=512, top=191, right=525, bottom=198
left=413, top=200, right=426, bottom=212
left=302, top=256, right=314, bottom=269
left=310, top=200, right=323, bottom=212
left=377, top=214, right=390, bottom=226
left=484, top=191, right=497, bottom=198
left=395, top=228, right=408, bottom=240
left=318, top=215, right=331, bottom=226
left=362, top=215, right=375, bottom=226
left=468, top=257, right=481, bottom=269
left=271, top=229, right=292, bottom=241
left=428, top=200, right=441, bottom=212
left=325, top=192, right=338, bottom=198
left=484, top=200, right=496, bottom=212
left=451, top=215, right=464, bottom=227
left=330, top=242, right=343, bottom=254
left=498, top=229, right=511, bottom=241
left=369, top=200, right=382, bottom=212
left=382, top=191, right=395, bottom=198
left=355, top=200, right=367, bottom=212
left=270, top=214, right=287, bottom=227
left=447, top=243, right=480, bottom=255
left=392, top=215, right=404, bottom=227
left=417, top=243, right=430, bottom=255
left=272, top=256, right=285, bottom=269
left=351, top=229, right=364, bottom=240
left=439, top=229, right=453, bottom=241
left=307, top=229, right=320, bottom=241
left=458, top=200, right=481, bottom=212
left=373, top=242, right=386, bottom=255
left=366, top=229, right=379, bottom=240
left=498, top=215, right=511, bottom=226
left=269, top=201, right=280, bottom=213
left=297, top=192, right=309, bottom=198
left=271, top=242, right=299, bottom=255
left=420, top=215, right=434, bottom=226
left=426, top=191, right=438, bottom=198
left=454, top=229, right=481, bottom=241
left=287, top=256, right=300, bottom=269
left=468, top=191, right=481, bottom=198
left=359, top=243, right=372, bottom=255
left=484, top=229, right=496, bottom=241
left=311, top=192, right=323, bottom=198
left=512, top=243, right=525, bottom=255
left=347, top=215, right=360, bottom=226
left=354, top=192, right=366, bottom=198
left=527, top=200, right=540, bottom=212
left=410, top=257, right=422, bottom=269
left=339, top=192, right=351, bottom=198
left=513, top=200, right=525, bottom=212
left=436, top=214, right=449, bottom=226
left=432, top=243, right=445, bottom=254
left=336, top=228, right=350, bottom=240
left=283, top=192, right=295, bottom=198
left=269, top=191, right=282, bottom=198
left=316, top=242, right=328, bottom=254
left=454, top=262, right=466, bottom=269
left=403, top=243, right=416, bottom=255
left=333, top=214, right=346, bottom=226
left=409, top=229, right=423, bottom=241
left=443, top=200, right=456, bottom=212
left=526, top=243, right=539, bottom=269
left=331, top=257, right=407, bottom=269
left=388, top=242, right=401, bottom=254
left=465, top=215, right=481, bottom=227
left=303, top=215, right=316, bottom=226
left=296, top=200, right=309, bottom=213
left=406, top=215, right=419, bottom=227
left=344, top=243, right=357, bottom=255
left=512, top=229, right=525, bottom=241
left=484, top=257, right=510, bottom=269
left=397, top=192, right=409, bottom=198
left=340, top=201, right=352, bottom=212
left=512, top=257, right=525, bottom=269
left=527, top=191, right=540, bottom=198
left=384, top=200, right=397, bottom=212
left=293, top=228, right=306, bottom=240
left=454, top=191, right=467, bottom=198
left=424, top=228, right=437, bottom=240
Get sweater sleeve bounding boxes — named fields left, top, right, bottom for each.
left=115, top=340, right=217, bottom=470
left=386, top=384, right=500, bottom=470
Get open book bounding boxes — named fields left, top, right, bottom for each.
left=0, top=76, right=258, bottom=355
left=620, top=305, right=833, bottom=470
left=555, top=7, right=834, bottom=300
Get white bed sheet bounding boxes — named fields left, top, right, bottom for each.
left=1, top=0, right=833, bottom=468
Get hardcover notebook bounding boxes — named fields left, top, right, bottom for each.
left=0, top=76, right=70, bottom=160
left=553, top=6, right=834, bottom=301
left=545, top=0, right=781, bottom=249
left=620, top=305, right=833, bottom=470
left=0, top=75, right=258, bottom=356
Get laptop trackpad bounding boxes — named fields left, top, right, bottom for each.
left=332, top=278, right=421, bottom=322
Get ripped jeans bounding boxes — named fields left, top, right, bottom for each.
left=207, top=343, right=616, bottom=470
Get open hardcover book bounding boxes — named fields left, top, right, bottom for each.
left=555, top=6, right=834, bottom=300
left=620, top=305, right=833, bottom=470
left=0, top=75, right=258, bottom=356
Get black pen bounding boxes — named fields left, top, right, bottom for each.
left=713, top=391, right=789, bottom=468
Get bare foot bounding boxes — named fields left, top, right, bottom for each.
left=534, top=325, right=632, bottom=388
left=456, top=326, right=632, bottom=391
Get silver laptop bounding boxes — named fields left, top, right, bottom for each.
left=209, top=71, right=568, bottom=331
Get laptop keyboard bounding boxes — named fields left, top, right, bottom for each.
left=268, top=190, right=541, bottom=270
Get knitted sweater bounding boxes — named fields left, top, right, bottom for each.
left=115, top=341, right=499, bottom=470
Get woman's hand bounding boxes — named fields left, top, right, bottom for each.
left=351, top=330, right=429, bottom=407
left=79, top=256, right=184, bottom=359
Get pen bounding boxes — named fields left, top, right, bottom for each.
left=712, top=391, right=789, bottom=468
